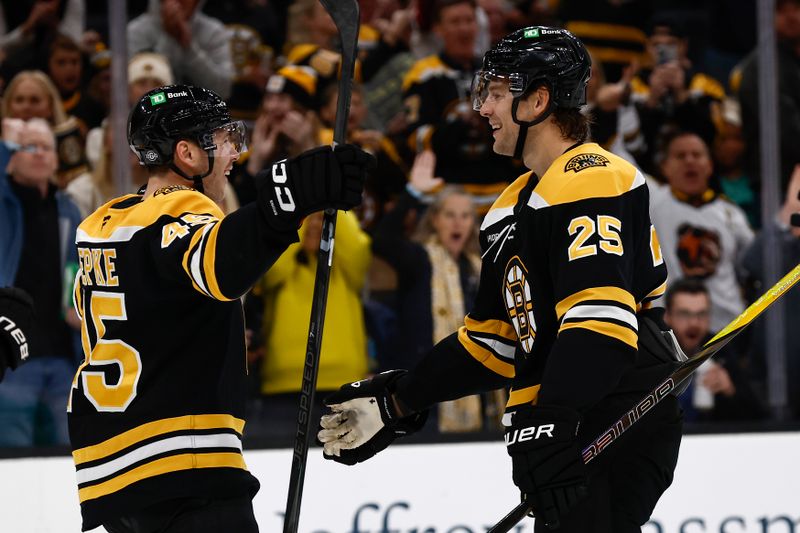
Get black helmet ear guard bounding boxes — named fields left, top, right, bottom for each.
left=471, top=27, right=591, bottom=158
left=128, top=85, right=247, bottom=192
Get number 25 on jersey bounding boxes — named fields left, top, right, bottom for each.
left=567, top=215, right=623, bottom=261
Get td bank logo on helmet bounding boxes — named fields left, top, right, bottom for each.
left=149, top=90, right=189, bottom=106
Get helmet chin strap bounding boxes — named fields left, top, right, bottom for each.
left=510, top=96, right=554, bottom=160
left=169, top=149, right=215, bottom=194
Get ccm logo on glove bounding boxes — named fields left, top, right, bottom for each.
left=271, top=160, right=296, bottom=213
left=505, top=423, right=554, bottom=445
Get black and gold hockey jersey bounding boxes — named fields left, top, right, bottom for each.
left=68, top=186, right=297, bottom=531
left=395, top=143, right=667, bottom=419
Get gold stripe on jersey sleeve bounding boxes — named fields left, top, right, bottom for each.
left=560, top=319, right=638, bottom=349
left=457, top=326, right=515, bottom=378
left=73, top=414, right=246, bottom=465
left=555, top=286, right=635, bottom=321
left=533, top=145, right=641, bottom=207
left=645, top=281, right=667, bottom=301
left=464, top=316, right=517, bottom=342
left=78, top=452, right=246, bottom=503
left=507, top=385, right=540, bottom=407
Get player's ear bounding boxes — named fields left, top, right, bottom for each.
left=173, top=139, right=197, bottom=170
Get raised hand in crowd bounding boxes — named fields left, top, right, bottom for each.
left=647, top=60, right=687, bottom=108
left=20, top=0, right=60, bottom=35
left=408, top=150, right=444, bottom=194
left=594, top=61, right=636, bottom=112
left=160, top=0, right=193, bottom=48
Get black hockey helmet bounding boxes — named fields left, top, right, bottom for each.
left=128, top=85, right=246, bottom=189
left=472, top=26, right=591, bottom=111
left=471, top=27, right=591, bottom=158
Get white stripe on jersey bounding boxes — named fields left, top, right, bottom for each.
left=76, top=433, right=242, bottom=484
left=76, top=226, right=145, bottom=244
left=470, top=333, right=516, bottom=362
left=631, top=169, right=646, bottom=191
left=481, top=206, right=514, bottom=230
left=527, top=191, right=549, bottom=210
left=189, top=223, right=216, bottom=297
left=561, top=304, right=638, bottom=330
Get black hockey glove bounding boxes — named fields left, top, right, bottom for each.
left=506, top=404, right=588, bottom=529
left=258, top=144, right=374, bottom=232
left=0, top=287, right=34, bottom=381
left=318, top=370, right=428, bottom=465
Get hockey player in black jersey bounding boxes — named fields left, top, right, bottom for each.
left=67, top=85, right=372, bottom=532
left=319, top=28, right=683, bottom=532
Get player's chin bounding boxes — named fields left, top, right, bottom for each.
left=492, top=140, right=513, bottom=157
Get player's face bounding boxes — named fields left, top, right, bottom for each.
left=204, top=127, right=243, bottom=205
left=478, top=79, right=518, bottom=157
left=660, top=133, right=713, bottom=197
left=665, top=292, right=710, bottom=352
left=432, top=193, right=475, bottom=257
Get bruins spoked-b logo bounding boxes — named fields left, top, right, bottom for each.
left=504, top=256, right=536, bottom=353
left=565, top=153, right=610, bottom=173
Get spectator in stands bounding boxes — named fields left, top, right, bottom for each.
left=558, top=0, right=651, bottom=82
left=1, top=69, right=87, bottom=187
left=284, top=0, right=365, bottom=103
left=202, top=0, right=282, bottom=122
left=742, top=164, right=800, bottom=418
left=735, top=0, right=800, bottom=194
left=247, top=211, right=370, bottom=444
left=230, top=65, right=322, bottom=206
left=402, top=0, right=518, bottom=214
left=85, top=52, right=174, bottom=171
left=0, top=117, right=81, bottom=447
left=318, top=83, right=408, bottom=231
left=46, top=33, right=104, bottom=130
left=584, top=54, right=646, bottom=166
left=0, top=0, right=85, bottom=75
left=127, top=52, right=174, bottom=105
left=649, top=130, right=754, bottom=333
left=1, top=69, right=67, bottom=125
left=664, top=278, right=765, bottom=423
left=127, top=0, right=234, bottom=99
left=371, top=150, right=501, bottom=432
left=713, top=97, right=759, bottom=228
left=631, top=15, right=726, bottom=177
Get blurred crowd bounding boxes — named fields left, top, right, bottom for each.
left=1, top=0, right=799, bottom=450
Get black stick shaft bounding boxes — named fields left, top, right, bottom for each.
left=282, top=2, right=360, bottom=532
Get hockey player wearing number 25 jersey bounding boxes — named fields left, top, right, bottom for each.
left=319, top=28, right=684, bottom=533
left=68, top=85, right=372, bottom=532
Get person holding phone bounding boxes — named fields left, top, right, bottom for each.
left=628, top=14, right=726, bottom=177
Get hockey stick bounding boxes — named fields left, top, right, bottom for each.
left=488, top=262, right=800, bottom=533
left=282, top=2, right=360, bottom=533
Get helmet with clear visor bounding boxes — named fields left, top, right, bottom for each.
left=128, top=85, right=247, bottom=168
left=471, top=26, right=591, bottom=112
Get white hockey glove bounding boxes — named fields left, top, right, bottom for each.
left=317, top=370, right=428, bottom=465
